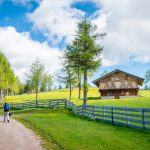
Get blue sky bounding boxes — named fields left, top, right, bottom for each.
left=0, top=0, right=150, bottom=87
left=0, top=1, right=45, bottom=41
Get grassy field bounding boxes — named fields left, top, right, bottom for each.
left=14, top=108, right=150, bottom=150
left=4, top=88, right=150, bottom=108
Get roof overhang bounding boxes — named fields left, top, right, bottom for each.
left=93, top=69, right=144, bottom=87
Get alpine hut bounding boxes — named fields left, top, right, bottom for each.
left=93, top=69, right=144, bottom=99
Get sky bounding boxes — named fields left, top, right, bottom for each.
left=0, top=0, right=150, bottom=87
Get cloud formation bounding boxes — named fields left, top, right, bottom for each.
left=93, top=0, right=150, bottom=66
left=27, top=0, right=84, bottom=44
left=0, top=0, right=150, bottom=82
left=28, top=0, right=150, bottom=67
left=0, top=27, right=62, bottom=81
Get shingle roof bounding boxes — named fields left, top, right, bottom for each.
left=93, top=69, right=144, bottom=87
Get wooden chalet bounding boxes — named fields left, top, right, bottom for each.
left=93, top=69, right=144, bottom=99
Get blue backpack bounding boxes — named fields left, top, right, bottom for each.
left=4, top=103, right=9, bottom=111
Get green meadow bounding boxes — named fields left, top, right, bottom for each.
left=4, top=88, right=150, bottom=108
left=2, top=88, right=150, bottom=150
left=14, top=108, right=150, bottom=150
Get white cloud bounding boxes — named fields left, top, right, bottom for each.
left=0, top=27, right=62, bottom=82
left=27, top=0, right=84, bottom=44
left=1, top=0, right=149, bottom=74
left=27, top=0, right=150, bottom=67
left=93, top=0, right=150, bottom=66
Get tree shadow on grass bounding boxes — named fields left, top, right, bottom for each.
left=80, top=97, right=101, bottom=100
left=87, top=97, right=101, bottom=100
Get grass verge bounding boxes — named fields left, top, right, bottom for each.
left=14, top=108, right=150, bottom=150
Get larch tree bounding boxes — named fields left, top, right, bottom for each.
left=65, top=19, right=105, bottom=106
left=25, top=58, right=45, bottom=103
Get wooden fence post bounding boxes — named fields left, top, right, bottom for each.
left=36, top=101, right=38, bottom=108
left=112, top=106, right=114, bottom=124
left=65, top=100, right=67, bottom=108
left=42, top=100, right=44, bottom=108
left=103, top=107, right=105, bottom=121
left=126, top=106, right=129, bottom=125
left=57, top=101, right=58, bottom=108
left=49, top=100, right=51, bottom=108
left=93, top=106, right=95, bottom=120
left=82, top=105, right=86, bottom=110
left=142, top=108, right=145, bottom=128
left=82, top=105, right=85, bottom=116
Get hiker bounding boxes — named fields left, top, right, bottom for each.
left=4, top=103, right=10, bottom=123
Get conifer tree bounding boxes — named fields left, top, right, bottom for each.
left=25, top=58, right=45, bottom=102
left=65, top=19, right=105, bottom=105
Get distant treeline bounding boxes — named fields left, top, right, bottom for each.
left=144, top=69, right=150, bottom=89
left=0, top=52, right=53, bottom=102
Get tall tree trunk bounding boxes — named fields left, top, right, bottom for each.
left=0, top=89, right=2, bottom=103
left=2, top=90, right=4, bottom=101
left=78, top=82, right=81, bottom=99
left=69, top=83, right=72, bottom=99
left=83, top=69, right=87, bottom=106
left=8, top=90, right=10, bottom=96
left=4, top=90, right=6, bottom=100
left=77, top=68, right=81, bottom=99
left=6, top=89, right=8, bottom=96
left=36, top=86, right=38, bottom=106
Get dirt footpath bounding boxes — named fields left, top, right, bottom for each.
left=0, top=117, right=43, bottom=150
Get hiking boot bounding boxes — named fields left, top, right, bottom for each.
left=7, top=119, right=9, bottom=123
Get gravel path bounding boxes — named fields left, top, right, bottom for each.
left=0, top=117, right=43, bottom=150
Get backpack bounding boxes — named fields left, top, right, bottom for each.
left=4, top=104, right=9, bottom=111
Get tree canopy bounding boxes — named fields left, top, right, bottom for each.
left=0, top=51, right=18, bottom=101
left=25, top=58, right=45, bottom=101
left=25, top=58, right=53, bottom=101
left=64, top=19, right=105, bottom=105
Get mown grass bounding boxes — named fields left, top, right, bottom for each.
left=14, top=108, right=150, bottom=150
left=4, top=88, right=150, bottom=108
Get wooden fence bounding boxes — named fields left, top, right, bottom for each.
left=1, top=99, right=150, bottom=130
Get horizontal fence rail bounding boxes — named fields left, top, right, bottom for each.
left=0, top=99, right=150, bottom=130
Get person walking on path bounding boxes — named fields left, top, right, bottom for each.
left=4, top=102, right=10, bottom=123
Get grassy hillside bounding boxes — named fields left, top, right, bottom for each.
left=14, top=108, right=150, bottom=150
left=4, top=88, right=150, bottom=108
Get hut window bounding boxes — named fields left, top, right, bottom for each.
left=107, top=92, right=112, bottom=96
